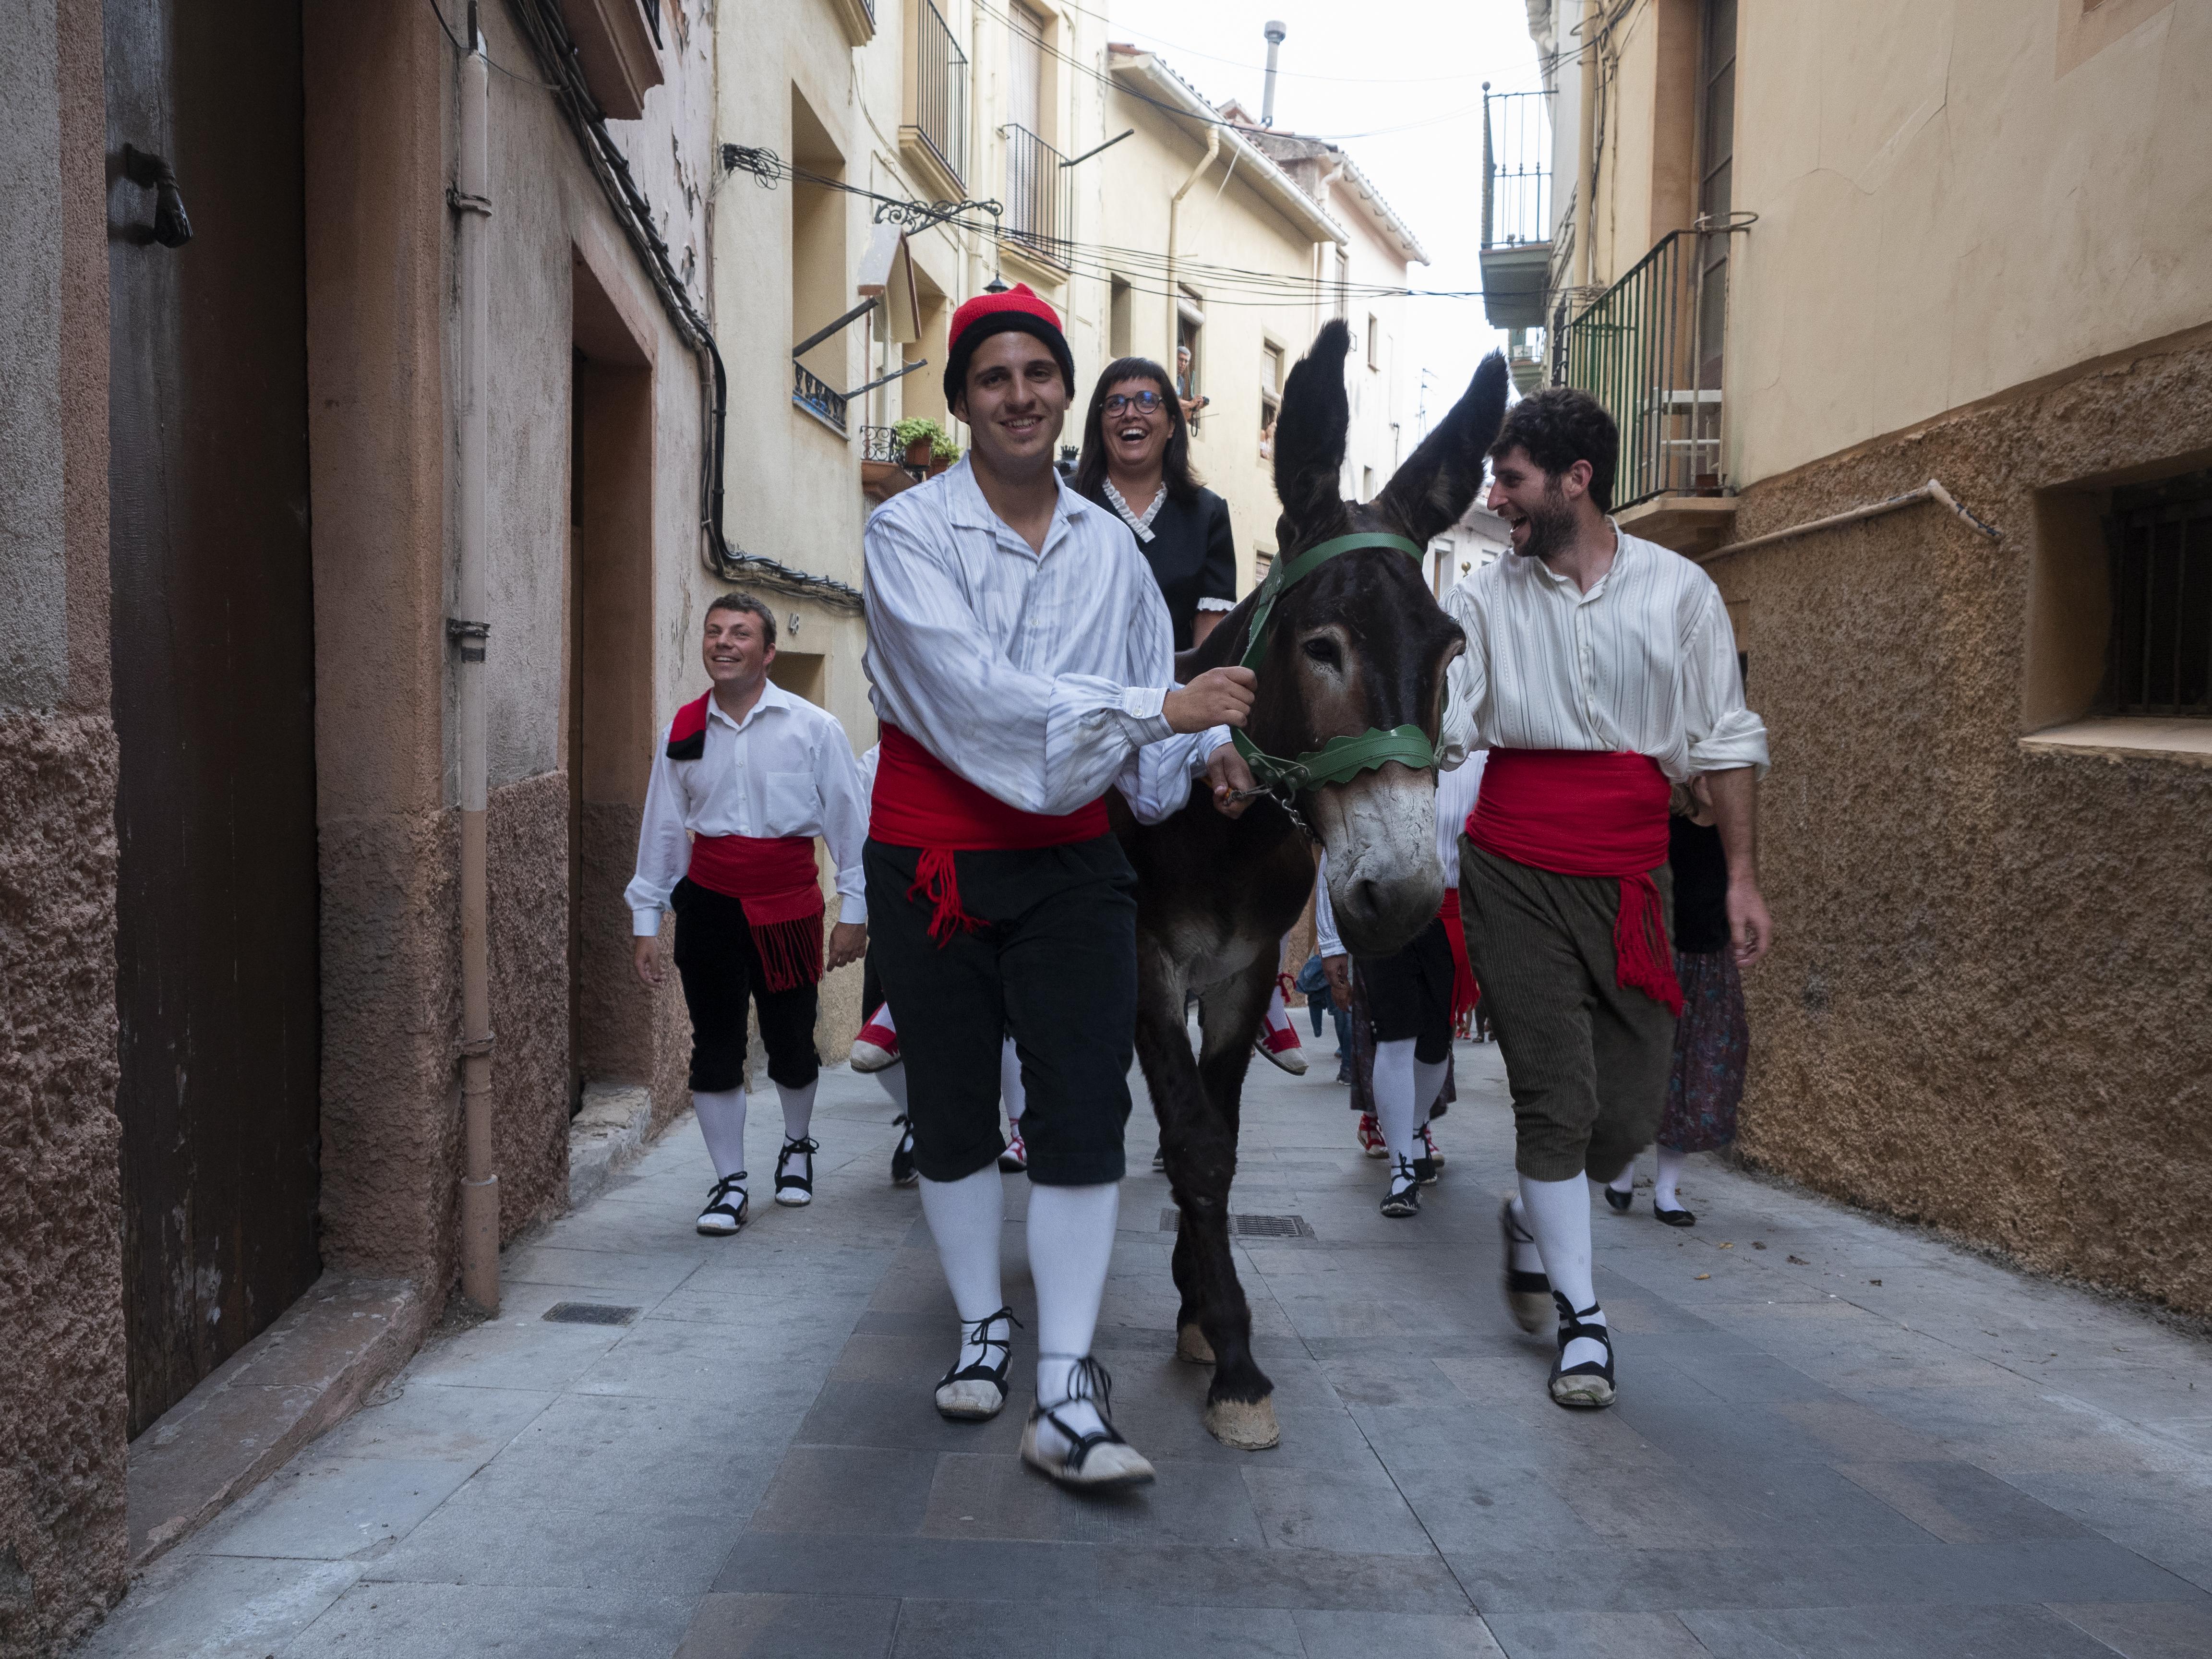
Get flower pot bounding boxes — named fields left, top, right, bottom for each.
left=904, top=438, right=933, bottom=469
left=927, top=457, right=950, bottom=476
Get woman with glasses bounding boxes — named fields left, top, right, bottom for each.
left=1072, top=358, right=1237, bottom=650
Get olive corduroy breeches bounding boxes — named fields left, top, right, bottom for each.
left=1457, top=840, right=1677, bottom=1183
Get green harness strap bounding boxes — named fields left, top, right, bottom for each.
left=1227, top=529, right=1442, bottom=799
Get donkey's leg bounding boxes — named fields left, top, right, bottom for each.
left=1130, top=938, right=1210, bottom=1358
left=1181, top=956, right=1281, bottom=1450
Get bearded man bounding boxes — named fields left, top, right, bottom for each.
left=1442, top=386, right=1772, bottom=1409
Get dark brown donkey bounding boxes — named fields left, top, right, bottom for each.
left=1111, top=323, right=1508, bottom=1448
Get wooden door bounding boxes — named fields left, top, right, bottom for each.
left=106, top=0, right=323, bottom=1436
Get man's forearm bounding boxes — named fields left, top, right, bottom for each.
left=1703, top=766, right=1759, bottom=887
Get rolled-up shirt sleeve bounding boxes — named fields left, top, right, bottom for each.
left=624, top=734, right=690, bottom=936
left=866, top=511, right=1174, bottom=815
left=1682, top=588, right=1769, bottom=778
left=1437, top=580, right=1488, bottom=767
left=815, top=721, right=870, bottom=925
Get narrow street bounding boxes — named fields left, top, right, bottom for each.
left=89, top=1027, right=2212, bottom=1659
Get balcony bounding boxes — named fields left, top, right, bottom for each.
left=557, top=0, right=664, bottom=120
left=793, top=362, right=848, bottom=433
left=1000, top=124, right=1073, bottom=272
left=1478, top=86, right=1553, bottom=330
left=825, top=0, right=877, bottom=47
left=1560, top=227, right=1736, bottom=549
left=900, top=0, right=969, bottom=200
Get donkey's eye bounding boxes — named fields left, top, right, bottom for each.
left=1301, top=637, right=1342, bottom=668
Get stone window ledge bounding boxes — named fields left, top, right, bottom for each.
left=2019, top=717, right=2212, bottom=769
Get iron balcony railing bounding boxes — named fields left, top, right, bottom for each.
left=1001, top=123, right=1073, bottom=268
left=912, top=0, right=969, bottom=189
left=1559, top=228, right=1730, bottom=510
left=1480, top=86, right=1553, bottom=249
left=793, top=362, right=848, bottom=433
left=859, top=424, right=902, bottom=463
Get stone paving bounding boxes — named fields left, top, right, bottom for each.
left=85, top=1024, right=2212, bottom=1658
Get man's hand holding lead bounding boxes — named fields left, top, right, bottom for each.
left=1163, top=666, right=1256, bottom=733
left=1203, top=744, right=1256, bottom=818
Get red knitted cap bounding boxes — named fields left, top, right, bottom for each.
left=948, top=282, right=1064, bottom=351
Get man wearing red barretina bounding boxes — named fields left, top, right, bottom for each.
left=1443, top=387, right=1772, bottom=1411
left=863, top=284, right=1255, bottom=1491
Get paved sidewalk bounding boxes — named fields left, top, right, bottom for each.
left=86, top=1028, right=2212, bottom=1658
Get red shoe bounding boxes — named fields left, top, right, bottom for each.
left=998, top=1125, right=1028, bottom=1172
left=850, top=1013, right=899, bottom=1073
left=1357, top=1112, right=1387, bottom=1158
left=1254, top=995, right=1309, bottom=1075
left=1419, top=1122, right=1446, bottom=1171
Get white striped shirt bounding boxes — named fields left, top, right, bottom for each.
left=863, top=458, right=1224, bottom=822
left=1440, top=527, right=1767, bottom=781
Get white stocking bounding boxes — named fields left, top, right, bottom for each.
left=868, top=1002, right=897, bottom=1034
left=1606, top=1156, right=1637, bottom=1197
left=1373, top=1037, right=1419, bottom=1170
left=777, top=1079, right=817, bottom=1142
left=919, top=1163, right=1006, bottom=1372
left=999, top=1036, right=1026, bottom=1124
left=693, top=1088, right=748, bottom=1184
left=1516, top=1173, right=1606, bottom=1370
left=876, top=1062, right=909, bottom=1115
left=1655, top=1145, right=1688, bottom=1212
left=1413, top=1058, right=1449, bottom=1130
left=1028, top=1182, right=1119, bottom=1443
left=1261, top=981, right=1295, bottom=1041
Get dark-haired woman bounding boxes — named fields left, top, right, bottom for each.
left=1073, top=357, right=1237, bottom=650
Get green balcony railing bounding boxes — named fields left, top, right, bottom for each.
left=1559, top=228, right=1728, bottom=510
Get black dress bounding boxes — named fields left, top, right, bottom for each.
left=1101, top=487, right=1237, bottom=650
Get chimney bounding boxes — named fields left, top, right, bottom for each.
left=1261, top=21, right=1286, bottom=127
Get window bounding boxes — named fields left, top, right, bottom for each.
left=2107, top=473, right=2212, bottom=716
left=1176, top=287, right=1204, bottom=424
left=1366, top=313, right=1381, bottom=371
left=1108, top=275, right=1132, bottom=359
left=1361, top=467, right=1376, bottom=503
left=1259, top=340, right=1284, bottom=458
left=1334, top=251, right=1350, bottom=319
left=1693, top=0, right=1737, bottom=397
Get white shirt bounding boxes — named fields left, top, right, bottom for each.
left=1314, top=752, right=1486, bottom=958
left=625, top=679, right=869, bottom=936
left=863, top=458, right=1225, bottom=822
left=1440, top=527, right=1767, bottom=781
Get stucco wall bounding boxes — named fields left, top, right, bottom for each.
left=1728, top=0, right=2212, bottom=488
left=0, top=1, right=125, bottom=1651
left=1710, top=327, right=2212, bottom=1313
left=488, top=771, right=572, bottom=1236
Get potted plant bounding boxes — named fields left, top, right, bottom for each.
left=892, top=416, right=945, bottom=471
left=927, top=433, right=961, bottom=477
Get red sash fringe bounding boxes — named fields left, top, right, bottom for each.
left=870, top=726, right=1108, bottom=946
left=686, top=833, right=825, bottom=992
left=1466, top=749, right=1683, bottom=1017
left=1438, top=899, right=1480, bottom=1021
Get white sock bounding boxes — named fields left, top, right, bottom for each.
left=919, top=1163, right=1006, bottom=1373
left=1373, top=1037, right=1419, bottom=1167
left=877, top=1062, right=909, bottom=1115
left=1028, top=1182, right=1119, bottom=1443
left=778, top=1079, right=817, bottom=1142
left=999, top=1036, right=1026, bottom=1125
left=694, top=1088, right=748, bottom=1183
left=1518, top=1172, right=1607, bottom=1370
left=1655, top=1145, right=1687, bottom=1211
left=1261, top=983, right=1295, bottom=1040
left=1504, top=1193, right=1544, bottom=1275
left=1413, top=1058, right=1449, bottom=1139
left=868, top=1002, right=897, bottom=1035
left=1606, top=1158, right=1636, bottom=1196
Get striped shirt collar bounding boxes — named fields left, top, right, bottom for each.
left=941, top=455, right=1097, bottom=555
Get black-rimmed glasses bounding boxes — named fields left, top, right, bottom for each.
left=1102, top=390, right=1165, bottom=416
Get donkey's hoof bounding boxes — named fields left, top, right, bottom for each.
left=1175, top=1322, right=1215, bottom=1366
left=1204, top=1394, right=1279, bottom=1450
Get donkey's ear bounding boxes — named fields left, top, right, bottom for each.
left=1376, top=350, right=1511, bottom=547
left=1273, top=320, right=1353, bottom=531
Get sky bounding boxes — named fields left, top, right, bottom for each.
left=1100, top=0, right=1545, bottom=443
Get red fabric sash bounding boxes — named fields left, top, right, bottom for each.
left=1466, top=748, right=1683, bottom=1016
left=1437, top=899, right=1479, bottom=1021
left=870, top=725, right=1108, bottom=945
left=686, top=834, right=825, bottom=992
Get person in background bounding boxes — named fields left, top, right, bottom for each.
left=1605, top=773, right=1750, bottom=1226
left=627, top=595, right=869, bottom=1235
left=1173, top=343, right=1208, bottom=427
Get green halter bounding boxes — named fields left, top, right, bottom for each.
left=1228, top=529, right=1443, bottom=802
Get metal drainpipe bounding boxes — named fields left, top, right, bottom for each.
left=1166, top=123, right=1220, bottom=357
left=454, top=12, right=500, bottom=1313
left=1574, top=2, right=1599, bottom=292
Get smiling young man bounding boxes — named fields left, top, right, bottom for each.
left=862, top=284, right=1257, bottom=1491
left=1440, top=387, right=1771, bottom=1409
left=627, top=594, right=869, bottom=1235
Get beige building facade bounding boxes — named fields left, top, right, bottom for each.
left=1518, top=0, right=2212, bottom=1312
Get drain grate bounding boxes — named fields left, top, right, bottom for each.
left=1159, top=1209, right=1314, bottom=1239
left=541, top=1301, right=639, bottom=1326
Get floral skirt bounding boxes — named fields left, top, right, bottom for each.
left=1657, top=948, right=1748, bottom=1153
